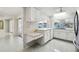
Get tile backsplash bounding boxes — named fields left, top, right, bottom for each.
left=54, top=22, right=74, bottom=29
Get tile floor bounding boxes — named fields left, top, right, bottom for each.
left=0, top=33, right=78, bottom=52
left=0, top=33, right=23, bottom=52
left=23, top=39, right=77, bottom=52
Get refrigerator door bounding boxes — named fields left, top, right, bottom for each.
left=74, top=11, right=78, bottom=37
left=73, top=11, right=79, bottom=49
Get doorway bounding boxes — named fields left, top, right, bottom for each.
left=18, top=17, right=23, bottom=37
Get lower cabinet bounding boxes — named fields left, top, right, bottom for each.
left=39, top=30, right=50, bottom=45
left=66, top=31, right=74, bottom=41
left=54, top=29, right=74, bottom=41
left=39, top=29, right=53, bottom=45
left=54, top=30, right=66, bottom=39
left=50, top=30, right=53, bottom=39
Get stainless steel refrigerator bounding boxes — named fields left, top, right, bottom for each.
left=74, top=10, right=79, bottom=50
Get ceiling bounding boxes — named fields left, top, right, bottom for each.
left=35, top=7, right=59, bottom=16
left=36, top=7, right=79, bottom=17
left=0, top=7, right=79, bottom=19
left=0, top=7, right=22, bottom=17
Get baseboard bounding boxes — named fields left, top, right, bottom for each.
left=53, top=37, right=73, bottom=43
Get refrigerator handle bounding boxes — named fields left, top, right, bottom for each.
left=74, top=11, right=78, bottom=36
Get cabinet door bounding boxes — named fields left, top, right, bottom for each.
left=31, top=8, right=42, bottom=21
left=66, top=31, right=74, bottom=41
left=43, top=30, right=51, bottom=44
left=54, top=30, right=66, bottom=39
left=50, top=30, right=53, bottom=39
left=39, top=30, right=53, bottom=45
left=40, top=30, right=50, bottom=44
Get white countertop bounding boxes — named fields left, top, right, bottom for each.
left=25, top=32, right=43, bottom=43
left=54, top=28, right=74, bottom=31
left=37, top=28, right=53, bottom=30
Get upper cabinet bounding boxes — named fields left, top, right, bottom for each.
left=31, top=8, right=49, bottom=22
left=31, top=8, right=41, bottom=21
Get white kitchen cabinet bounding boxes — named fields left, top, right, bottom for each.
left=50, top=29, right=53, bottom=39
left=38, top=29, right=53, bottom=45
left=66, top=30, right=74, bottom=41
left=39, top=30, right=51, bottom=45
left=31, top=8, right=43, bottom=21
left=53, top=29, right=74, bottom=41
left=44, top=30, right=50, bottom=43
left=54, top=29, right=66, bottom=39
